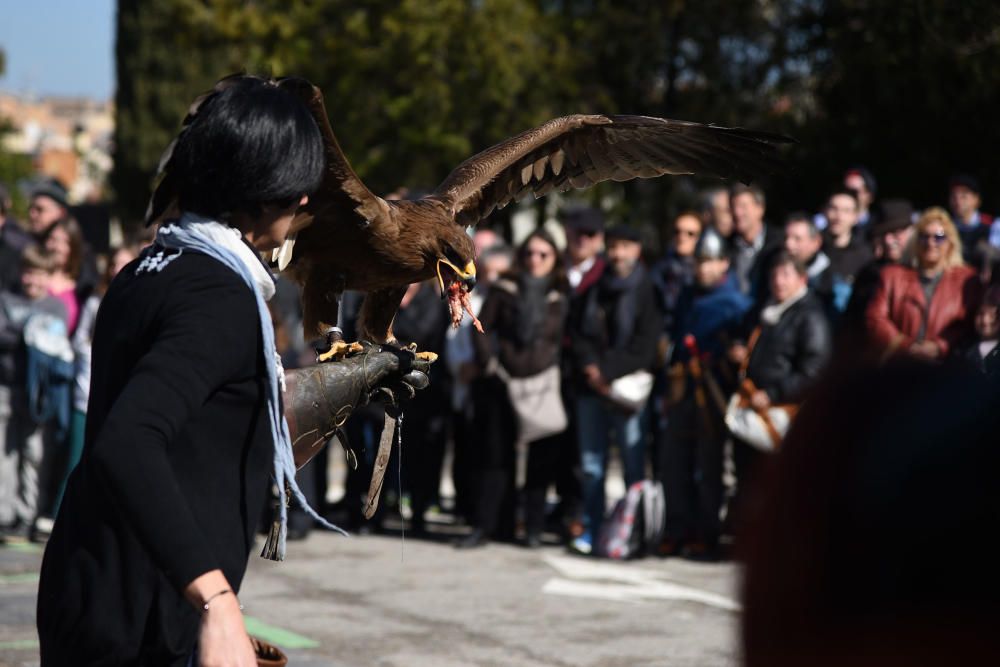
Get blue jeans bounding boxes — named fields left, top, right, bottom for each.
left=575, top=393, right=646, bottom=539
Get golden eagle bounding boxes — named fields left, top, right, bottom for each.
left=149, top=75, right=793, bottom=356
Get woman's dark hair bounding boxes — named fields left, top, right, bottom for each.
left=42, top=216, right=84, bottom=279
left=168, top=75, right=325, bottom=222
left=769, top=249, right=808, bottom=278
left=512, top=229, right=569, bottom=292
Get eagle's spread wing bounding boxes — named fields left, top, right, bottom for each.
left=430, top=115, right=794, bottom=227
left=275, top=77, right=391, bottom=234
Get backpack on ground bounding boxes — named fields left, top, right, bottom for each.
left=596, top=480, right=666, bottom=560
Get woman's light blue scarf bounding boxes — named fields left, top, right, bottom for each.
left=155, top=212, right=346, bottom=561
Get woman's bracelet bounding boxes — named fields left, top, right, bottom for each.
left=202, top=588, right=244, bottom=612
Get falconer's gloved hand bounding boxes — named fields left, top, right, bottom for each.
left=283, top=347, right=432, bottom=469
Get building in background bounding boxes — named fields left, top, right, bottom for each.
left=0, top=92, right=112, bottom=204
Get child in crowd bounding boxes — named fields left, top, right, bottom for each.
left=962, top=285, right=1000, bottom=380
left=0, top=248, right=68, bottom=542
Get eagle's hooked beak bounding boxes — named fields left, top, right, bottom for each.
left=436, top=258, right=477, bottom=295
left=269, top=231, right=297, bottom=272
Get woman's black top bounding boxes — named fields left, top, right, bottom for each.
left=473, top=276, right=566, bottom=377
left=37, top=249, right=273, bottom=666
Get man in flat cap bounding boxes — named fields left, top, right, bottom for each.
left=568, top=224, right=661, bottom=555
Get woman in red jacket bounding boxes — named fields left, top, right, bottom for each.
left=866, top=207, right=981, bottom=361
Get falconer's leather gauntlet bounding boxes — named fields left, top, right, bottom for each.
left=283, top=348, right=431, bottom=469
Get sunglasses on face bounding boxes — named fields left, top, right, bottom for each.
left=918, top=232, right=948, bottom=246
left=525, top=250, right=553, bottom=259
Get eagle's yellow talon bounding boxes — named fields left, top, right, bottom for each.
left=317, top=340, right=364, bottom=362
left=414, top=351, right=438, bottom=362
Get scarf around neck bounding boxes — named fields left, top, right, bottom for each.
left=760, top=285, right=808, bottom=326
left=597, top=262, right=646, bottom=348
left=515, top=274, right=552, bottom=346
left=155, top=212, right=345, bottom=561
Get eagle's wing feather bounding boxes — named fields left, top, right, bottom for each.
left=430, top=115, right=793, bottom=227
left=276, top=78, right=391, bottom=233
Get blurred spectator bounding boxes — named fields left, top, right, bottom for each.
left=0, top=248, right=68, bottom=543
left=446, top=241, right=512, bottom=524
left=460, top=231, right=567, bottom=548
left=742, top=360, right=1000, bottom=666
left=784, top=213, right=832, bottom=307
left=821, top=188, right=874, bottom=315
left=660, top=229, right=751, bottom=559
left=554, top=207, right=608, bottom=539
left=270, top=276, right=308, bottom=367
left=27, top=182, right=70, bottom=237
left=56, top=246, right=139, bottom=516
left=28, top=182, right=99, bottom=299
left=727, top=252, right=831, bottom=528
left=729, top=184, right=781, bottom=298
left=869, top=200, right=915, bottom=265
left=40, top=218, right=86, bottom=335
left=700, top=187, right=734, bottom=240
left=841, top=200, right=915, bottom=343
left=1, top=184, right=33, bottom=284
left=865, top=207, right=980, bottom=362
left=948, top=173, right=993, bottom=263
left=651, top=211, right=702, bottom=337
left=568, top=225, right=662, bottom=555
left=843, top=166, right=877, bottom=229
left=563, top=206, right=606, bottom=290
left=393, top=280, right=450, bottom=536
left=959, top=285, right=1000, bottom=381
left=334, top=290, right=386, bottom=532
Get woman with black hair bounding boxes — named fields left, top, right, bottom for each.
left=458, top=230, right=569, bottom=549
left=36, top=75, right=430, bottom=666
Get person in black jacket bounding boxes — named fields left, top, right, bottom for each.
left=569, top=225, right=662, bottom=555
left=459, top=230, right=568, bottom=549
left=36, top=75, right=430, bottom=667
left=728, top=251, right=832, bottom=532
left=392, top=279, right=451, bottom=536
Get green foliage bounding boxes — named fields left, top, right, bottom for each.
left=112, top=0, right=1000, bottom=231
left=112, top=0, right=578, bottom=223
left=0, top=45, right=33, bottom=217
left=786, top=0, right=1000, bottom=209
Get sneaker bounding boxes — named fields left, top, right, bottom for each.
left=568, top=533, right=593, bottom=556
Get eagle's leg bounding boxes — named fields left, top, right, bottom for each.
left=316, top=328, right=364, bottom=363
left=303, top=271, right=363, bottom=363
left=357, top=286, right=436, bottom=362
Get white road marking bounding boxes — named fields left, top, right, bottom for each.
left=542, top=554, right=741, bottom=612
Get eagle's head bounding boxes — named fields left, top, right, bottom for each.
left=434, top=225, right=477, bottom=292
left=435, top=225, right=479, bottom=329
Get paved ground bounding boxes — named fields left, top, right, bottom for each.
left=0, top=525, right=740, bottom=667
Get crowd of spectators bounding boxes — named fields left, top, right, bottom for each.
left=1, top=180, right=141, bottom=543
left=2, top=167, right=998, bottom=563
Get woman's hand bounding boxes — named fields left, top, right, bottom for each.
left=184, top=570, right=256, bottom=667
left=583, top=363, right=610, bottom=395
left=197, top=593, right=256, bottom=667
left=728, top=343, right=748, bottom=365
left=750, top=389, right=771, bottom=411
